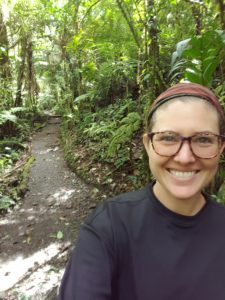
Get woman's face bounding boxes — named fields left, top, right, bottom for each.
left=143, top=99, right=225, bottom=204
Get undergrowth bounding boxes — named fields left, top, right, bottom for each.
left=0, top=107, right=47, bottom=213
left=60, top=98, right=150, bottom=193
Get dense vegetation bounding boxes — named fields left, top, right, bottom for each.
left=1, top=0, right=225, bottom=211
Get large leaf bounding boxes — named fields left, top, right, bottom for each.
left=0, top=111, right=17, bottom=125
left=74, top=93, right=90, bottom=103
left=171, top=39, right=191, bottom=66
left=170, top=30, right=225, bottom=86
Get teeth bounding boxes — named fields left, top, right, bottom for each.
left=170, top=170, right=196, bottom=178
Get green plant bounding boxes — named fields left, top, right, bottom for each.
left=89, top=60, right=137, bottom=107
left=0, top=147, right=21, bottom=174
left=0, top=195, right=16, bottom=211
left=169, top=30, right=225, bottom=86
left=107, top=112, right=141, bottom=161
left=0, top=110, right=18, bottom=124
left=84, top=121, right=116, bottom=141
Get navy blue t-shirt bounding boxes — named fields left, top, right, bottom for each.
left=58, top=184, right=225, bottom=300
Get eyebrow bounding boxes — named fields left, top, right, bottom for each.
left=150, top=130, right=219, bottom=135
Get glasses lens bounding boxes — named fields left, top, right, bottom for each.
left=191, top=133, right=220, bottom=158
left=152, top=132, right=181, bottom=156
left=151, top=132, right=221, bottom=158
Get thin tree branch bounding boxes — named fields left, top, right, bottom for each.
left=116, top=0, right=141, bottom=48
left=80, top=0, right=102, bottom=26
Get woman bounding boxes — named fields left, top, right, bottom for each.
left=58, top=82, right=225, bottom=300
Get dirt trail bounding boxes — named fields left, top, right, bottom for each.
left=0, top=117, right=94, bottom=299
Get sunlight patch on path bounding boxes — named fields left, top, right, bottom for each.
left=48, top=188, right=76, bottom=204
left=0, top=242, right=65, bottom=292
left=38, top=146, right=59, bottom=155
left=10, top=263, right=65, bottom=299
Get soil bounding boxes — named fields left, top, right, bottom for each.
left=0, top=117, right=105, bottom=299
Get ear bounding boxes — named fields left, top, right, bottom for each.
left=143, top=133, right=151, bottom=156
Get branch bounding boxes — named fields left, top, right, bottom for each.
left=134, top=0, right=145, bottom=26
left=80, top=0, right=102, bottom=26
left=116, top=0, right=141, bottom=48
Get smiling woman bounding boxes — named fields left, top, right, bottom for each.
left=143, top=96, right=224, bottom=216
left=58, top=83, right=225, bottom=300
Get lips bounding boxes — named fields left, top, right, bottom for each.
left=169, top=169, right=197, bottom=179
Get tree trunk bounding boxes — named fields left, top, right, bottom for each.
left=116, top=0, right=141, bottom=48
left=26, top=40, right=39, bottom=107
left=15, top=37, right=27, bottom=107
left=0, top=10, right=11, bottom=79
left=144, top=0, right=164, bottom=98
left=216, top=0, right=225, bottom=30
left=191, top=5, right=202, bottom=35
left=0, top=8, right=13, bottom=108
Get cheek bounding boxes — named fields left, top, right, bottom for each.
left=148, top=151, right=166, bottom=170
left=203, top=158, right=220, bottom=174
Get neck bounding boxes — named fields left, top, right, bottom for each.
left=153, top=182, right=206, bottom=216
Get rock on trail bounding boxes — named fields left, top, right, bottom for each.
left=0, top=117, right=93, bottom=299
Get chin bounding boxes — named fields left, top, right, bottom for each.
left=167, top=186, right=202, bottom=201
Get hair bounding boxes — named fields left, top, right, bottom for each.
left=147, top=96, right=224, bottom=134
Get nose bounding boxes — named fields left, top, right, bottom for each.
left=173, top=140, right=196, bottom=163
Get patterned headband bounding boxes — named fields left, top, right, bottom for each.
left=148, top=83, right=225, bottom=124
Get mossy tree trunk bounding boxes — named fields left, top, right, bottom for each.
left=0, top=9, right=12, bottom=109
left=15, top=37, right=28, bottom=107
left=26, top=40, right=39, bottom=107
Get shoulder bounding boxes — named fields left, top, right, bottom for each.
left=86, top=185, right=151, bottom=224
left=83, top=184, right=153, bottom=239
left=208, top=197, right=225, bottom=214
left=206, top=196, right=225, bottom=225
left=81, top=184, right=152, bottom=250
left=109, top=185, right=151, bottom=206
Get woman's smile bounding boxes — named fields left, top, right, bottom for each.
left=168, top=169, right=198, bottom=180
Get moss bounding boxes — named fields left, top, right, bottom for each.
left=0, top=155, right=35, bottom=213
left=15, top=155, right=35, bottom=197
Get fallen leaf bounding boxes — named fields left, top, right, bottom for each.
left=57, top=230, right=64, bottom=239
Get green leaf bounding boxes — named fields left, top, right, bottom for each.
left=175, top=38, right=191, bottom=58
left=57, top=230, right=64, bottom=239
left=0, top=196, right=15, bottom=210
left=171, top=30, right=225, bottom=86
left=74, top=93, right=90, bottom=103
left=143, top=74, right=150, bottom=81
left=0, top=111, right=17, bottom=125
left=184, top=70, right=203, bottom=85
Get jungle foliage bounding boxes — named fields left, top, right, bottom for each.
left=1, top=0, right=225, bottom=211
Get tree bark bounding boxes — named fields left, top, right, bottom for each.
left=0, top=10, right=11, bottom=79
left=0, top=8, right=13, bottom=109
left=216, top=0, right=225, bottom=30
left=26, top=40, right=39, bottom=106
left=116, top=0, right=141, bottom=48
left=15, top=37, right=27, bottom=107
left=144, top=0, right=164, bottom=97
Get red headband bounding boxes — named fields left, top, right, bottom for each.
left=148, top=83, right=225, bottom=124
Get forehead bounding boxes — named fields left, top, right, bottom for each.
left=151, top=97, right=220, bottom=133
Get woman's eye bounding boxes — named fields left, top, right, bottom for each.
left=194, top=136, right=214, bottom=144
left=157, top=133, right=178, bottom=142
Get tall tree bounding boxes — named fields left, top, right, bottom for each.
left=15, top=36, right=28, bottom=106
left=0, top=6, right=12, bottom=108
left=216, top=0, right=225, bottom=30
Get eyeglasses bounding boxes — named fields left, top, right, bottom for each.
left=148, top=131, right=225, bottom=159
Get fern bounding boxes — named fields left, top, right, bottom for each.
left=0, top=110, right=17, bottom=125
left=0, top=195, right=16, bottom=211
left=84, top=121, right=116, bottom=139
left=107, top=112, right=141, bottom=158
